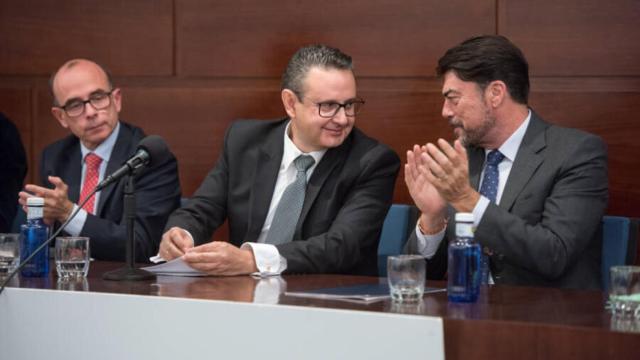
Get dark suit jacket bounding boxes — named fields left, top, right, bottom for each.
left=40, top=122, right=181, bottom=262
left=165, top=118, right=400, bottom=275
left=0, top=113, right=27, bottom=232
left=407, top=112, right=608, bottom=289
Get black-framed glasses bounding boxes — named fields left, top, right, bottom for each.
left=314, top=98, right=365, bottom=118
left=58, top=89, right=114, bottom=117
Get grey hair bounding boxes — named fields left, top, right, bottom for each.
left=281, top=44, right=353, bottom=99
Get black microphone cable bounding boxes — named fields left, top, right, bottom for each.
left=0, top=187, right=98, bottom=295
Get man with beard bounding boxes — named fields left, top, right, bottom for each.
left=404, top=35, right=608, bottom=289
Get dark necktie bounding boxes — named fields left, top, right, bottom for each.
left=80, top=153, right=102, bottom=214
left=479, top=150, right=505, bottom=203
left=265, top=155, right=315, bottom=245
left=478, top=150, right=504, bottom=284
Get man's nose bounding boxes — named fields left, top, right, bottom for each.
left=84, top=101, right=99, bottom=117
left=332, top=107, right=349, bottom=125
left=442, top=102, right=453, bottom=119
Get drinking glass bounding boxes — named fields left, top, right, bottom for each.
left=55, top=237, right=90, bottom=278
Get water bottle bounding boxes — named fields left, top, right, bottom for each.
left=447, top=212, right=481, bottom=303
left=20, top=197, right=50, bottom=277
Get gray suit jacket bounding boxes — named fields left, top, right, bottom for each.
left=165, top=118, right=400, bottom=275
left=407, top=111, right=608, bottom=289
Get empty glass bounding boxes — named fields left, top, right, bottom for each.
left=387, top=255, right=426, bottom=303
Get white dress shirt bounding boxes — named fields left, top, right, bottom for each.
left=415, top=111, right=532, bottom=259
left=64, top=122, right=120, bottom=236
left=242, top=121, right=326, bottom=276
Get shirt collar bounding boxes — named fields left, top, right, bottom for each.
left=80, top=121, right=120, bottom=163
left=281, top=120, right=326, bottom=170
left=489, top=110, right=531, bottom=162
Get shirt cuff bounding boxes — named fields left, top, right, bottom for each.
left=241, top=242, right=287, bottom=276
left=472, top=196, right=491, bottom=227
left=414, top=223, right=445, bottom=259
left=64, top=204, right=87, bottom=236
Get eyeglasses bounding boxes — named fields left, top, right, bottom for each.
left=58, top=90, right=114, bottom=117
left=314, top=98, right=365, bottom=118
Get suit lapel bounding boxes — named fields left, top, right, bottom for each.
left=96, top=125, right=131, bottom=215
left=66, top=142, right=83, bottom=204
left=499, top=113, right=548, bottom=210
left=244, top=122, right=285, bottom=242
left=294, top=134, right=349, bottom=237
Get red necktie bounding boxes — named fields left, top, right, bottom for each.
left=80, top=153, right=102, bottom=214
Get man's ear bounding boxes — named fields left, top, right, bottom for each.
left=51, top=107, right=69, bottom=129
left=486, top=80, right=507, bottom=108
left=281, top=89, right=298, bottom=119
left=112, top=87, right=122, bottom=113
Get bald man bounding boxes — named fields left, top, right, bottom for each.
left=19, top=59, right=181, bottom=262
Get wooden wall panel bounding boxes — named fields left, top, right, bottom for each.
left=176, top=0, right=495, bottom=77
left=32, top=87, right=71, bottom=184
left=0, top=0, right=173, bottom=76
left=0, top=87, right=31, bottom=142
left=499, top=0, right=640, bottom=76
left=529, top=91, right=640, bottom=216
left=358, top=83, right=447, bottom=204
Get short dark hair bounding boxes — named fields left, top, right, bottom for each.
left=281, top=44, right=353, bottom=99
left=49, top=59, right=114, bottom=106
left=436, top=35, right=529, bottom=104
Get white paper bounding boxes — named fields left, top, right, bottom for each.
left=141, top=257, right=208, bottom=277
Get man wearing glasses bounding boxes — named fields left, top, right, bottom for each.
left=19, top=59, right=181, bottom=262
left=159, top=44, right=400, bottom=276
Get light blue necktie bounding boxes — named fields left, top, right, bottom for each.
left=478, top=150, right=504, bottom=284
left=265, top=155, right=315, bottom=245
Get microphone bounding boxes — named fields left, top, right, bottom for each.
left=96, top=135, right=169, bottom=191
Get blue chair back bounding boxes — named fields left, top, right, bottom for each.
left=377, top=204, right=412, bottom=276
left=602, top=215, right=631, bottom=290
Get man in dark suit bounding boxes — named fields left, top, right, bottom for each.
left=404, top=35, right=608, bottom=289
left=18, top=59, right=180, bottom=262
left=160, top=45, right=400, bottom=276
left=0, top=113, right=27, bottom=233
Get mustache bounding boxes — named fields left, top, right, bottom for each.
left=448, top=117, right=463, bottom=128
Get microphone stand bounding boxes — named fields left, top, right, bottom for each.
left=103, top=173, right=155, bottom=281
